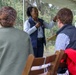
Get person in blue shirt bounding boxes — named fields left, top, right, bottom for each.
left=55, top=8, right=76, bottom=51
left=24, top=6, right=56, bottom=57
left=55, top=8, right=76, bottom=75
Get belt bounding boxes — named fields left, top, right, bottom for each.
left=37, top=38, right=43, bottom=41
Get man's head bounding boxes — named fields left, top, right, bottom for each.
left=0, top=6, right=17, bottom=27
left=56, top=8, right=73, bottom=28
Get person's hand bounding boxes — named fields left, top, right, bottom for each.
left=53, top=16, right=57, bottom=22
left=35, top=22, right=41, bottom=28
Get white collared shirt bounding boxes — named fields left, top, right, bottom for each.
left=23, top=20, right=55, bottom=38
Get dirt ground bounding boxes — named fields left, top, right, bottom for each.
left=43, top=46, right=55, bottom=56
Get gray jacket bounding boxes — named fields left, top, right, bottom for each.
left=0, top=27, right=33, bottom=75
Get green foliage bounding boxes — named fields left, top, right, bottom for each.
left=74, top=15, right=76, bottom=23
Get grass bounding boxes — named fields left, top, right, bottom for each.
left=44, top=45, right=55, bottom=56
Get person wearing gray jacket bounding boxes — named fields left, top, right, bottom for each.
left=0, top=6, right=33, bottom=75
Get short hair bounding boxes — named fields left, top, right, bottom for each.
left=26, top=6, right=33, bottom=17
left=26, top=6, right=38, bottom=17
left=57, top=8, right=73, bottom=24
left=0, top=6, right=17, bottom=27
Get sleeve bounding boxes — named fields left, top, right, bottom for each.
left=23, top=20, right=37, bottom=35
left=28, top=35, right=34, bottom=54
left=43, top=20, right=56, bottom=29
left=55, top=33, right=70, bottom=51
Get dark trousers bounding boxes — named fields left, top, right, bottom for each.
left=33, top=38, right=44, bottom=57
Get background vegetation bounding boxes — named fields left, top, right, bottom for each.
left=24, top=0, right=76, bottom=55
left=0, top=0, right=76, bottom=55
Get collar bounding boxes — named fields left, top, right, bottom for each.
left=56, top=24, right=72, bottom=35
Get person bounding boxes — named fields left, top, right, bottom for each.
left=55, top=8, right=76, bottom=51
left=24, top=6, right=56, bottom=57
left=0, top=6, right=33, bottom=75
left=55, top=8, right=76, bottom=75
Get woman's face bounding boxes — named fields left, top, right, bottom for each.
left=31, top=7, right=38, bottom=19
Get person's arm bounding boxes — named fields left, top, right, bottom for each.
left=23, top=20, right=37, bottom=35
left=43, top=20, right=56, bottom=29
left=43, top=16, right=57, bottom=29
left=28, top=35, right=34, bottom=54
left=55, top=33, right=70, bottom=51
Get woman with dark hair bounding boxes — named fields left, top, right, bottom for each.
left=24, top=6, right=56, bottom=57
left=0, top=6, right=33, bottom=75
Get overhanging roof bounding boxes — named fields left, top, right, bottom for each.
left=42, top=0, right=76, bottom=10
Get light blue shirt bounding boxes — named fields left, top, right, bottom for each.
left=23, top=20, right=55, bottom=38
left=55, top=33, right=70, bottom=51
